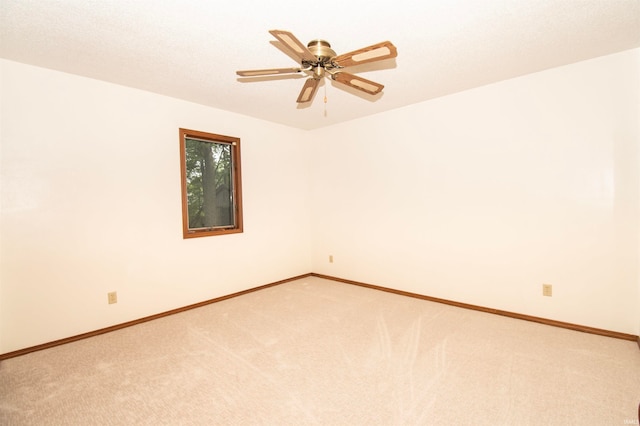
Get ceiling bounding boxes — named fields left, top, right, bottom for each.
left=1, top=1, right=639, bottom=130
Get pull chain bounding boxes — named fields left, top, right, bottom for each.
left=323, top=83, right=328, bottom=117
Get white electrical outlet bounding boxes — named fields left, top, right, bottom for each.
left=542, top=284, right=552, bottom=297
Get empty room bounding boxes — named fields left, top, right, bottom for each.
left=1, top=0, right=639, bottom=424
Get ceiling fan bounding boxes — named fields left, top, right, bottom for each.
left=236, top=30, right=398, bottom=103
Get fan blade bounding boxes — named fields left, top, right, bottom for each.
left=269, top=29, right=317, bottom=63
left=297, top=78, right=320, bottom=103
left=332, top=41, right=397, bottom=67
left=236, top=67, right=303, bottom=77
left=332, top=72, right=384, bottom=95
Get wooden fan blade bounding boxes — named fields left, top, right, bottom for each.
left=332, top=41, right=397, bottom=67
left=332, top=72, right=384, bottom=95
left=236, top=67, right=303, bottom=77
left=297, top=78, right=320, bottom=103
left=269, top=29, right=317, bottom=63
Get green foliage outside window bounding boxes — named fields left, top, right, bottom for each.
left=185, top=139, right=234, bottom=228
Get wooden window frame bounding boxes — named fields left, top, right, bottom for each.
left=179, top=128, right=243, bottom=239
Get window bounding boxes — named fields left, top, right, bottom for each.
left=179, top=128, right=243, bottom=238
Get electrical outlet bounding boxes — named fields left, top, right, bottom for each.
left=329, top=255, right=334, bottom=263
left=108, top=291, right=118, bottom=304
left=542, top=284, right=552, bottom=297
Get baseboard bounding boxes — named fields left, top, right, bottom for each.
left=2, top=271, right=637, bottom=360
left=0, top=273, right=312, bottom=360
left=311, top=273, right=639, bottom=343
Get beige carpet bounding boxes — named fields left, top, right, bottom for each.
left=1, top=276, right=639, bottom=425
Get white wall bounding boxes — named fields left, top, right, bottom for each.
left=311, top=49, right=640, bottom=335
left=0, top=60, right=312, bottom=353
left=2, top=49, right=639, bottom=355
left=637, top=52, right=640, bottom=341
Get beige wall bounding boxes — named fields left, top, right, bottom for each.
left=311, top=49, right=640, bottom=335
left=0, top=60, right=313, bottom=353
left=1, top=48, right=639, bottom=354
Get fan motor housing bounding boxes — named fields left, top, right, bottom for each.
left=306, top=39, right=336, bottom=64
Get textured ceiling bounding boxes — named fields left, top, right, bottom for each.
left=1, top=0, right=639, bottom=130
